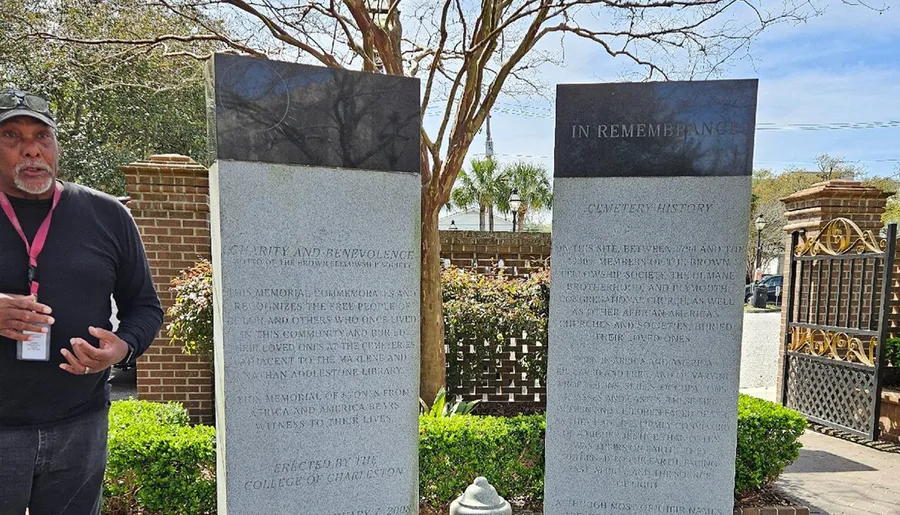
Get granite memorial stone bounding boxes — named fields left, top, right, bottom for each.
left=545, top=79, right=758, bottom=515
left=207, top=54, right=421, bottom=514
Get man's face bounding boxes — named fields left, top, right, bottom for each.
left=0, top=116, right=59, bottom=199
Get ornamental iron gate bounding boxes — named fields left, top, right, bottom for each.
left=781, top=218, right=897, bottom=440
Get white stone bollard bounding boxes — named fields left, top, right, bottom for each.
left=449, top=477, right=512, bottom=515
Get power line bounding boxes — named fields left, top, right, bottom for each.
left=477, top=155, right=900, bottom=166
left=492, top=106, right=553, bottom=119
left=757, top=120, right=900, bottom=131
left=756, top=159, right=900, bottom=165
left=489, top=101, right=900, bottom=131
left=425, top=99, right=900, bottom=132
left=494, top=100, right=551, bottom=113
left=471, top=151, right=551, bottom=160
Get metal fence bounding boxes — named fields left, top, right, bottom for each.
left=781, top=218, right=896, bottom=440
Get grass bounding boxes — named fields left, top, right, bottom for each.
left=744, top=303, right=781, bottom=313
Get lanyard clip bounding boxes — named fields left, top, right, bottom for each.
left=27, top=265, right=36, bottom=284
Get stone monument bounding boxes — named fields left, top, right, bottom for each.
left=206, top=54, right=421, bottom=514
left=545, top=80, right=758, bottom=515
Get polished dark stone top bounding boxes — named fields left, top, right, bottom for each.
left=206, top=54, right=420, bottom=174
left=555, top=80, right=758, bottom=178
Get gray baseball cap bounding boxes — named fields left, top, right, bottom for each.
left=0, top=89, right=56, bottom=129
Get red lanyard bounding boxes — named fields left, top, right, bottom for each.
left=0, top=181, right=63, bottom=298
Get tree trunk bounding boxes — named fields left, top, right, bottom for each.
left=489, top=208, right=494, bottom=232
left=479, top=206, right=486, bottom=231
left=517, top=208, right=526, bottom=232
left=420, top=196, right=446, bottom=406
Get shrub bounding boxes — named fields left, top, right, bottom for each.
left=734, top=394, right=807, bottom=494
left=883, top=338, right=900, bottom=388
left=419, top=414, right=544, bottom=510
left=107, top=397, right=191, bottom=429
left=105, top=400, right=216, bottom=515
left=105, top=396, right=802, bottom=512
left=167, top=260, right=214, bottom=358
left=420, top=387, right=480, bottom=417
left=884, top=337, right=900, bottom=368
left=163, top=262, right=551, bottom=387
left=442, top=267, right=550, bottom=386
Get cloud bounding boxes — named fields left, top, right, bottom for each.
left=438, top=1, right=900, bottom=180
left=486, top=4, right=899, bottom=177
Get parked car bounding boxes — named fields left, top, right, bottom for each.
left=745, top=275, right=783, bottom=304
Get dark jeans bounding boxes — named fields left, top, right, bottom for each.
left=0, top=407, right=108, bottom=515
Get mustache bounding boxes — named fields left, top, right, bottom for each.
left=15, top=162, right=52, bottom=174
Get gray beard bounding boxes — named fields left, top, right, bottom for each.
left=14, top=173, right=54, bottom=196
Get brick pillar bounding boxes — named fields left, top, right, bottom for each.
left=776, top=180, right=892, bottom=398
left=121, top=154, right=214, bottom=424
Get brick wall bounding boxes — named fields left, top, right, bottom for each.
left=439, top=230, right=551, bottom=276
left=121, top=154, right=214, bottom=424
left=777, top=180, right=893, bottom=397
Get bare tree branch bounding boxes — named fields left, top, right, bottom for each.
left=26, top=31, right=256, bottom=55
left=219, top=0, right=342, bottom=66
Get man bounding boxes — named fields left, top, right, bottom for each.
left=0, top=89, right=163, bottom=514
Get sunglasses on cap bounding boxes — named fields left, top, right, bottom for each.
left=0, top=90, right=52, bottom=115
left=0, top=89, right=56, bottom=129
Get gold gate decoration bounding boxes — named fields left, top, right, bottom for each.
left=788, top=327, right=877, bottom=366
left=794, top=217, right=886, bottom=257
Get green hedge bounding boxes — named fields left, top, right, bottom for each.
left=734, top=395, right=807, bottom=493
left=107, top=395, right=804, bottom=512
left=443, top=267, right=550, bottom=384
left=419, top=414, right=545, bottom=509
left=418, top=395, right=805, bottom=509
left=885, top=337, right=900, bottom=368
left=105, top=400, right=216, bottom=515
left=167, top=260, right=214, bottom=358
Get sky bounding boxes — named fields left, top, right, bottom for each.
left=432, top=1, right=900, bottom=182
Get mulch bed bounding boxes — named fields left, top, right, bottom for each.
left=735, top=485, right=798, bottom=508
left=419, top=486, right=801, bottom=514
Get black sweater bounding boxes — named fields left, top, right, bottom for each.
left=0, top=182, right=163, bottom=427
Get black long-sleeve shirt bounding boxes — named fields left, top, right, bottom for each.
left=0, top=181, right=163, bottom=427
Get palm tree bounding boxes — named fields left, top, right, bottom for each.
left=502, top=161, right=553, bottom=231
left=450, top=157, right=506, bottom=231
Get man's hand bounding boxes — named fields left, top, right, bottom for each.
left=0, top=293, right=54, bottom=341
left=60, top=326, right=128, bottom=376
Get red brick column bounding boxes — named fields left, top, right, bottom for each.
left=776, top=180, right=892, bottom=398
left=121, top=154, right=214, bottom=424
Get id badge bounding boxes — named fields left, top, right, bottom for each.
left=17, top=323, right=51, bottom=361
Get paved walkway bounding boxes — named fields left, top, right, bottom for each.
left=740, top=387, right=900, bottom=514
left=775, top=430, right=900, bottom=515
left=739, top=312, right=782, bottom=389
left=739, top=313, right=900, bottom=515
left=109, top=367, right=137, bottom=401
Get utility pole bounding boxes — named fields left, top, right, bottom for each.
left=485, top=113, right=494, bottom=158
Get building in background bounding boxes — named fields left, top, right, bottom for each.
left=439, top=207, right=513, bottom=231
